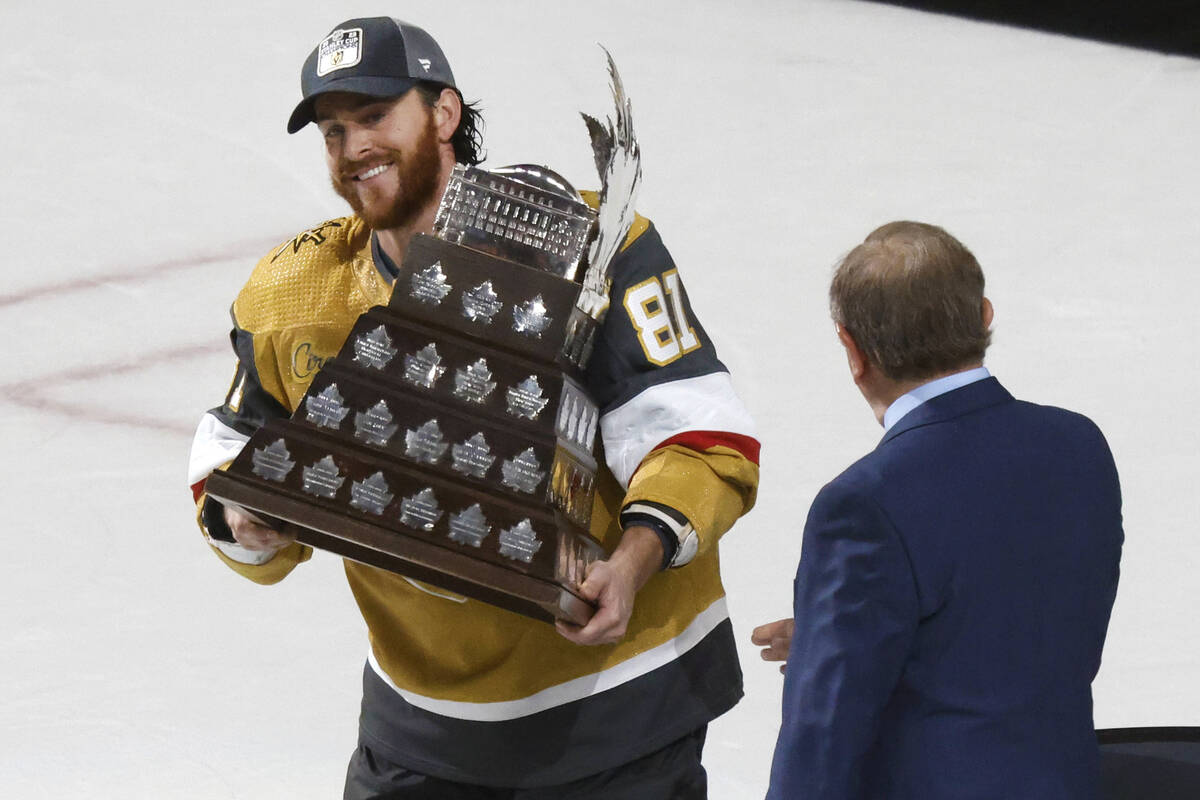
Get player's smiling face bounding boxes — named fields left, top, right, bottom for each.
left=315, top=90, right=441, bottom=231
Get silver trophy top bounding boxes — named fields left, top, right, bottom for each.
left=430, top=49, right=642, bottom=322
left=432, top=163, right=596, bottom=280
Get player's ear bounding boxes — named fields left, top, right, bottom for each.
left=432, top=87, right=461, bottom=144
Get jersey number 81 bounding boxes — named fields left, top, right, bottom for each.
left=623, top=269, right=700, bottom=366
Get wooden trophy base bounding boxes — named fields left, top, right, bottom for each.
left=205, top=469, right=597, bottom=625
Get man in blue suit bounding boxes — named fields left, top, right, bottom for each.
left=755, top=221, right=1123, bottom=799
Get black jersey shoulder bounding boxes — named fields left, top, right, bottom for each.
left=586, top=221, right=729, bottom=411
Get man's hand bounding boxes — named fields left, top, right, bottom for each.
left=751, top=618, right=795, bottom=675
left=224, top=505, right=295, bottom=552
left=555, top=525, right=664, bottom=646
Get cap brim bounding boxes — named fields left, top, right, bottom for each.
left=286, top=75, right=425, bottom=134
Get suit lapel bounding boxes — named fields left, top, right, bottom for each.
left=878, top=377, right=1014, bottom=448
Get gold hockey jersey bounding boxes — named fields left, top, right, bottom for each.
left=188, top=211, right=760, bottom=786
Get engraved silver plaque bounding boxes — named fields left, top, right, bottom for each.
left=405, top=420, right=449, bottom=465
left=353, top=325, right=398, bottom=370
left=571, top=401, right=588, bottom=444
left=353, top=400, right=399, bottom=447
left=582, top=405, right=599, bottom=446
left=557, top=392, right=577, bottom=439
left=305, top=384, right=350, bottom=429
left=251, top=439, right=295, bottom=482
left=451, top=432, right=496, bottom=479
left=399, top=487, right=443, bottom=531
left=453, top=358, right=497, bottom=404
left=410, top=262, right=452, bottom=305
left=302, top=455, right=345, bottom=499
left=448, top=504, right=491, bottom=548
left=557, top=384, right=599, bottom=449
left=512, top=295, right=552, bottom=337
left=403, top=343, right=446, bottom=389
left=461, top=281, right=503, bottom=324
left=350, top=471, right=394, bottom=516
left=506, top=376, right=549, bottom=420
left=499, top=519, right=543, bottom=563
left=501, top=447, right=547, bottom=494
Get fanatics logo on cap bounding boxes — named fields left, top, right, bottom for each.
left=316, top=28, right=363, bottom=76
left=418, top=58, right=432, bottom=71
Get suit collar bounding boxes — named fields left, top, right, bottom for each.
left=878, top=377, right=1013, bottom=447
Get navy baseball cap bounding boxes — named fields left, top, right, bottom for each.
left=287, top=17, right=456, bottom=134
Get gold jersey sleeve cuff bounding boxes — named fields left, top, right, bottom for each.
left=623, top=443, right=759, bottom=560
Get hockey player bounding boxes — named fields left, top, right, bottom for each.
left=188, top=17, right=759, bottom=799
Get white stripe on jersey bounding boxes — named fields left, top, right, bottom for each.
left=367, top=596, right=729, bottom=722
left=600, top=372, right=757, bottom=488
left=188, top=412, right=250, bottom=485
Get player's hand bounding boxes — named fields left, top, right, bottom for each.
left=751, top=618, right=795, bottom=675
left=556, top=525, right=663, bottom=646
left=224, top=505, right=295, bottom=552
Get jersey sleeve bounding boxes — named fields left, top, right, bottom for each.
left=586, top=221, right=760, bottom=564
left=187, top=308, right=312, bottom=584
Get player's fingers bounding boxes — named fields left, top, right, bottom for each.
left=231, top=523, right=292, bottom=551
left=230, top=516, right=269, bottom=537
left=555, top=620, right=611, bottom=646
left=261, top=532, right=292, bottom=549
left=579, top=608, right=622, bottom=644
left=577, top=563, right=612, bottom=603
left=564, top=602, right=624, bottom=645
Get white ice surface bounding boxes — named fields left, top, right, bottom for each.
left=3, top=1, right=1198, bottom=797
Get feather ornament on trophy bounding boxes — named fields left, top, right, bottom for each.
left=576, top=47, right=643, bottom=321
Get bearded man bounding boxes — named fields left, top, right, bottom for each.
left=187, top=17, right=759, bottom=800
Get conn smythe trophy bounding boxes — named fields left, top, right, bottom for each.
left=205, top=53, right=642, bottom=625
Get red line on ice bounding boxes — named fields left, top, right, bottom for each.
left=0, top=342, right=227, bottom=435
left=0, top=239, right=284, bottom=432
left=0, top=237, right=281, bottom=309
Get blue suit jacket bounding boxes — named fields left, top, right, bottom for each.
left=767, top=378, right=1123, bottom=799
